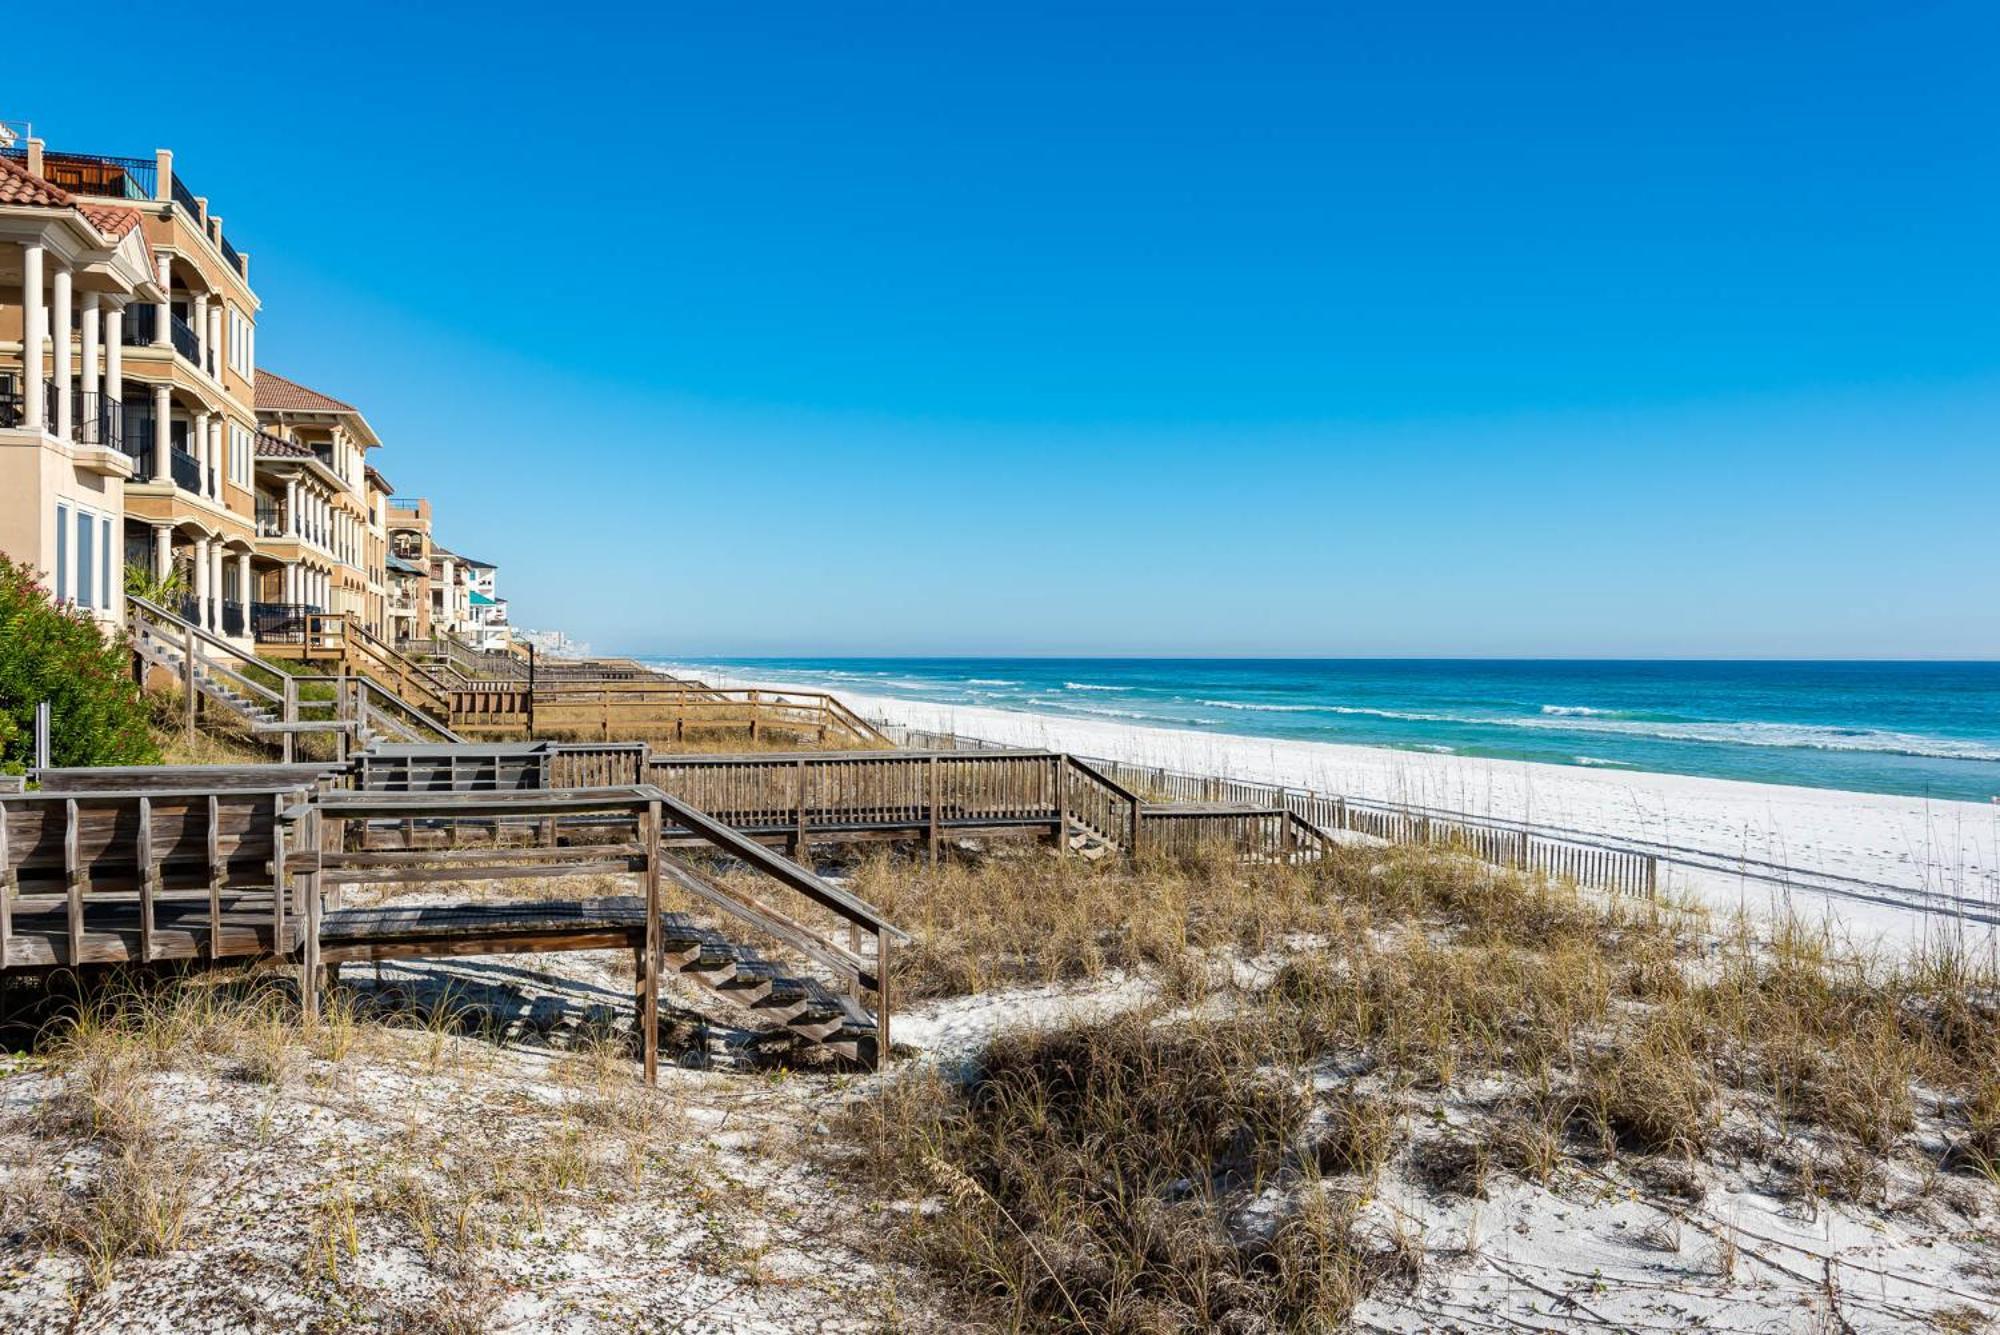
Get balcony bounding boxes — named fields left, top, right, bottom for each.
left=0, top=148, right=247, bottom=279
left=169, top=446, right=203, bottom=494
left=75, top=393, right=126, bottom=451
left=121, top=305, right=156, bottom=346
left=220, top=600, right=245, bottom=638
left=255, top=503, right=286, bottom=538
left=252, top=602, right=321, bottom=644
left=0, top=379, right=57, bottom=434
left=0, top=148, right=157, bottom=200
left=169, top=314, right=201, bottom=364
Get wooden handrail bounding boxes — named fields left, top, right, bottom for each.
left=642, top=784, right=910, bottom=945
left=129, top=594, right=286, bottom=708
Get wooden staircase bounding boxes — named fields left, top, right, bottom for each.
left=131, top=595, right=463, bottom=756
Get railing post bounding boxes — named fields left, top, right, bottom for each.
left=183, top=620, right=197, bottom=742
left=1053, top=755, right=1069, bottom=857
left=927, top=754, right=941, bottom=867
left=301, top=806, right=323, bottom=1023
left=873, top=927, right=892, bottom=1071
left=642, top=799, right=662, bottom=1086
left=795, top=756, right=809, bottom=859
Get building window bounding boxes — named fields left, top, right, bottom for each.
left=102, top=520, right=112, bottom=612
left=55, top=503, right=69, bottom=602
left=77, top=511, right=94, bottom=608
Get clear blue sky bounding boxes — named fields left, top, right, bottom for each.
left=16, top=3, right=1999, bottom=657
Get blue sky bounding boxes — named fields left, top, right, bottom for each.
left=16, top=2, right=1998, bottom=657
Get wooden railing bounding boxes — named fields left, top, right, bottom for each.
left=887, top=725, right=1660, bottom=898
left=0, top=783, right=316, bottom=969
left=456, top=686, right=894, bottom=748
left=131, top=596, right=462, bottom=757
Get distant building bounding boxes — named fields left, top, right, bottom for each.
left=252, top=370, right=382, bottom=637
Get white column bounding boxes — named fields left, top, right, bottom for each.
left=51, top=262, right=72, bottom=440
left=193, top=295, right=207, bottom=366
left=193, top=536, right=211, bottom=628
left=105, top=302, right=124, bottom=407
left=237, top=551, right=252, bottom=616
left=207, top=303, right=222, bottom=378
left=192, top=411, right=210, bottom=496
left=22, top=242, right=44, bottom=431
left=81, top=292, right=101, bottom=415
left=153, top=253, right=171, bottom=348
left=152, top=384, right=171, bottom=480
left=208, top=416, right=223, bottom=497
left=282, top=562, right=296, bottom=604
left=209, top=543, right=224, bottom=633
left=152, top=526, right=171, bottom=581
left=285, top=478, right=298, bottom=535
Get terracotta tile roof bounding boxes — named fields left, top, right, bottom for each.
left=77, top=203, right=142, bottom=239
left=255, top=369, right=360, bottom=415
left=0, top=153, right=76, bottom=207
left=255, top=431, right=314, bottom=459
left=0, top=157, right=145, bottom=247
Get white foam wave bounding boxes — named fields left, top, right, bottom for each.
left=1541, top=705, right=1620, bottom=717
left=1198, top=699, right=1323, bottom=712
left=1062, top=682, right=1128, bottom=692
left=964, top=678, right=1020, bottom=686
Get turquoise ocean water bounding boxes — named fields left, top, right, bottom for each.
left=650, top=658, right=2000, bottom=802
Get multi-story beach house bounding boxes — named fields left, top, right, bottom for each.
left=251, top=371, right=382, bottom=639
left=1, top=132, right=259, bottom=636
left=385, top=496, right=435, bottom=643
left=430, top=544, right=473, bottom=638
left=461, top=554, right=510, bottom=650
left=363, top=464, right=392, bottom=638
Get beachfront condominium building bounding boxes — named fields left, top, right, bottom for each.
left=430, top=545, right=474, bottom=640
left=385, top=496, right=435, bottom=643
left=363, top=464, right=391, bottom=638
left=252, top=371, right=382, bottom=639
left=0, top=132, right=257, bottom=636
left=460, top=554, right=510, bottom=651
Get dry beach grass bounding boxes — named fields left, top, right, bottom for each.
left=1, top=839, right=1996, bottom=1330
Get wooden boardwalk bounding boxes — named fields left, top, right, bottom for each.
left=0, top=769, right=906, bottom=1078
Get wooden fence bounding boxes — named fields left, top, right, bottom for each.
left=887, top=726, right=1659, bottom=898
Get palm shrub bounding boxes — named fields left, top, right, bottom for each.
left=0, top=554, right=158, bottom=770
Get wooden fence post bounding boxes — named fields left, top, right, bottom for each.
left=795, top=756, right=809, bottom=859
left=642, top=800, right=661, bottom=1086
left=302, top=807, right=323, bottom=1023
left=874, top=928, right=892, bottom=1070
left=1053, top=756, right=1069, bottom=856
left=183, top=620, right=197, bottom=741
left=927, top=754, right=941, bottom=867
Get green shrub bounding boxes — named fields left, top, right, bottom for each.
left=0, top=554, right=158, bottom=770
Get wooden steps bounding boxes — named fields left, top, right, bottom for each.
left=318, top=898, right=876, bottom=1063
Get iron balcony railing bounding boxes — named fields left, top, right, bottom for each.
left=255, top=504, right=286, bottom=537
left=170, top=171, right=199, bottom=222
left=252, top=602, right=322, bottom=644
left=0, top=380, right=26, bottom=432
left=0, top=147, right=157, bottom=200
left=170, top=446, right=203, bottom=494
left=169, top=313, right=201, bottom=364
left=122, top=304, right=157, bottom=345
left=220, top=599, right=245, bottom=638
left=75, top=393, right=125, bottom=450
left=218, top=231, right=245, bottom=278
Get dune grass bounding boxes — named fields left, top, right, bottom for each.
left=833, top=844, right=2000, bottom=1331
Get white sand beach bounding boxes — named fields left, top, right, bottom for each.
left=687, top=670, right=2000, bottom=955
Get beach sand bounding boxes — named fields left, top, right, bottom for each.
left=689, top=670, right=2000, bottom=956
